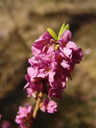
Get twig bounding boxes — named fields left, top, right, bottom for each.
left=33, top=92, right=43, bottom=119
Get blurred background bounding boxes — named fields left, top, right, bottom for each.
left=0, top=0, right=96, bottom=127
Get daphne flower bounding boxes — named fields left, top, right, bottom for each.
left=26, top=88, right=37, bottom=98
left=48, top=88, right=64, bottom=99
left=0, top=114, right=2, bottom=120
left=1, top=121, right=12, bottom=128
left=32, top=31, right=53, bottom=56
left=42, top=99, right=57, bottom=113
left=58, top=30, right=72, bottom=45
left=15, top=105, right=33, bottom=128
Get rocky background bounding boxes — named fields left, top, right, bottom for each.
left=0, top=0, right=96, bottom=127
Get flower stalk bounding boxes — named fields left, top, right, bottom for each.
left=33, top=92, right=43, bottom=119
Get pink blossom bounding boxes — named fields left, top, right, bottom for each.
left=24, top=28, right=83, bottom=109
left=49, top=66, right=67, bottom=90
left=26, top=88, right=37, bottom=98
left=1, top=121, right=12, bottom=128
left=0, top=114, right=2, bottom=120
left=27, top=67, right=38, bottom=82
left=32, top=31, right=53, bottom=56
left=15, top=105, right=33, bottom=128
left=48, top=88, right=64, bottom=99
left=25, top=73, right=43, bottom=93
left=42, top=99, right=57, bottom=113
left=58, top=30, right=72, bottom=45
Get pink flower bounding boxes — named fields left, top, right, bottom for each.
left=26, top=88, right=37, bottom=98
left=15, top=105, right=33, bottom=128
left=25, top=46, right=58, bottom=97
left=42, top=99, right=57, bottom=113
left=0, top=114, right=2, bottom=120
left=48, top=88, right=64, bottom=99
left=27, top=67, right=38, bottom=82
left=59, top=40, right=83, bottom=72
left=32, top=31, right=53, bottom=56
left=58, top=30, right=72, bottom=45
left=1, top=121, right=12, bottom=128
left=25, top=73, right=43, bottom=93
left=49, top=66, right=67, bottom=90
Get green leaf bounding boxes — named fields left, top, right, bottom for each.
left=58, top=23, right=70, bottom=40
left=58, top=23, right=65, bottom=40
left=47, top=28, right=57, bottom=40
left=63, top=24, right=70, bottom=31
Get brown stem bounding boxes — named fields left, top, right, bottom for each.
left=33, top=92, right=43, bottom=119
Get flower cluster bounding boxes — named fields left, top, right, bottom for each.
left=15, top=105, right=33, bottom=128
left=24, top=28, right=83, bottom=112
left=15, top=24, right=83, bottom=128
